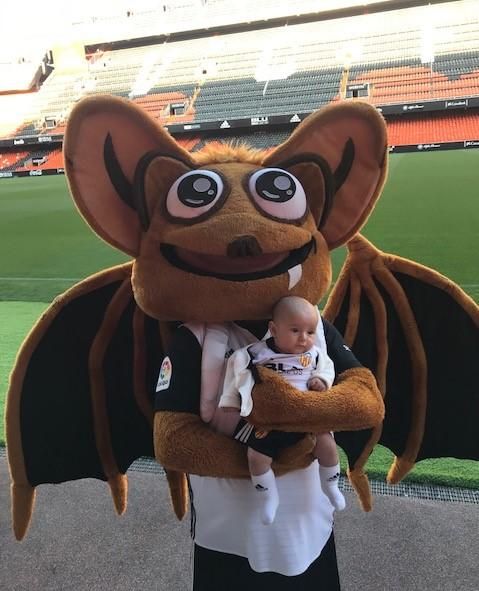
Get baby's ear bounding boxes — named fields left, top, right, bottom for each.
left=64, top=95, right=194, bottom=256
left=268, top=320, right=276, bottom=337
left=264, top=102, right=388, bottom=250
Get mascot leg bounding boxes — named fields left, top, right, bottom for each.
left=193, top=533, right=340, bottom=590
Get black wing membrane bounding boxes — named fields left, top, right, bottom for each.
left=383, top=271, right=479, bottom=462
left=6, top=264, right=161, bottom=538
left=325, top=235, right=479, bottom=487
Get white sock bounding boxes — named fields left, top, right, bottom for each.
left=251, top=469, right=279, bottom=525
left=319, top=464, right=346, bottom=511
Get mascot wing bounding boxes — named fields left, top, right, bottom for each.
left=5, top=263, right=162, bottom=540
left=323, top=234, right=479, bottom=509
left=6, top=95, right=215, bottom=540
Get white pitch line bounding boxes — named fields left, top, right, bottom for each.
left=0, top=277, right=80, bottom=281
left=0, top=277, right=479, bottom=288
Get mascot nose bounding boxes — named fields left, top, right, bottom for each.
left=227, top=235, right=263, bottom=258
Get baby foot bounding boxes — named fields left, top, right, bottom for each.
left=324, top=484, right=346, bottom=512
left=319, top=465, right=346, bottom=512
left=251, top=469, right=279, bottom=525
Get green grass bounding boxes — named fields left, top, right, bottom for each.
left=1, top=152, right=478, bottom=302
left=0, top=302, right=48, bottom=445
left=338, top=447, right=479, bottom=490
left=362, top=150, right=479, bottom=290
left=0, top=176, right=129, bottom=302
left=1, top=151, right=478, bottom=488
left=326, top=150, right=479, bottom=306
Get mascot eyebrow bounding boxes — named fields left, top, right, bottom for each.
left=103, top=131, right=355, bottom=231
left=5, top=94, right=478, bottom=543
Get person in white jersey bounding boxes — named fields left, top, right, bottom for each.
left=219, top=296, right=346, bottom=525
left=155, top=312, right=367, bottom=587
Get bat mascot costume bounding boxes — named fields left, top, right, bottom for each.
left=6, top=96, right=479, bottom=590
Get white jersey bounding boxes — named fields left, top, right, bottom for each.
left=189, top=462, right=334, bottom=576
left=220, top=337, right=335, bottom=417
left=155, top=319, right=365, bottom=575
left=184, top=321, right=334, bottom=576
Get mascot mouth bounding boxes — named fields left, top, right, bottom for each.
left=160, top=239, right=316, bottom=283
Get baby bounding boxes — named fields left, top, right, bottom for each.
left=219, top=296, right=346, bottom=525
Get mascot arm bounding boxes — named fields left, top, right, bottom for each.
left=248, top=342, right=384, bottom=513
left=154, top=410, right=250, bottom=478
left=249, top=365, right=384, bottom=433
left=154, top=411, right=317, bottom=478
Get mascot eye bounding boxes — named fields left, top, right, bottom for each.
left=166, top=170, right=225, bottom=219
left=248, top=168, right=307, bottom=221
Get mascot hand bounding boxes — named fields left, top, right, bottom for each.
left=154, top=410, right=250, bottom=478
left=249, top=366, right=384, bottom=433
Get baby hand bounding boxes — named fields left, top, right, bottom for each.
left=308, top=377, right=327, bottom=392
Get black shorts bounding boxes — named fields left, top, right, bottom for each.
left=233, top=418, right=304, bottom=459
left=193, top=532, right=340, bottom=590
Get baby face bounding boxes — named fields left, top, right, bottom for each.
left=269, top=307, right=318, bottom=354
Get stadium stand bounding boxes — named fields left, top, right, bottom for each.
left=0, top=152, right=28, bottom=171
left=2, top=0, right=478, bottom=140
left=347, top=57, right=479, bottom=105
left=3, top=108, right=478, bottom=175
left=0, top=0, right=478, bottom=175
left=180, top=111, right=479, bottom=151
left=37, top=149, right=64, bottom=170
left=193, top=69, right=343, bottom=121
left=387, top=111, right=479, bottom=145
left=14, top=150, right=51, bottom=172
left=192, top=129, right=292, bottom=152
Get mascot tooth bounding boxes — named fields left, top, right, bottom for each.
left=288, top=263, right=303, bottom=289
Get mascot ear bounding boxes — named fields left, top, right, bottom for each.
left=64, top=95, right=195, bottom=256
left=264, top=102, right=388, bottom=249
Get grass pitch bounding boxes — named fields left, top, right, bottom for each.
left=0, top=175, right=129, bottom=302
left=1, top=149, right=478, bottom=487
left=1, top=150, right=478, bottom=302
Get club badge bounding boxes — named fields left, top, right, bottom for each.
left=156, top=356, right=172, bottom=391
left=299, top=352, right=312, bottom=367
left=254, top=429, right=269, bottom=439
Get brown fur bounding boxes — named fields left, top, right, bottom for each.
left=249, top=366, right=384, bottom=433
left=89, top=279, right=134, bottom=480
left=154, top=412, right=319, bottom=478
left=63, top=95, right=388, bottom=324
left=165, top=470, right=189, bottom=520
left=347, top=468, right=373, bottom=512
left=193, top=142, right=265, bottom=165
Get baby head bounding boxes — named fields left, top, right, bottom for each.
left=268, top=296, right=318, bottom=354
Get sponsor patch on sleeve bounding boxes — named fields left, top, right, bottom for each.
left=156, top=356, right=172, bottom=392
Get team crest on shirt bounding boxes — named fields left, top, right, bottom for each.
left=156, top=356, right=172, bottom=391
left=299, top=352, right=312, bottom=367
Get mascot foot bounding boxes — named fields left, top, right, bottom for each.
left=251, top=469, right=279, bottom=525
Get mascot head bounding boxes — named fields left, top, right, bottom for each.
left=64, top=96, right=387, bottom=321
